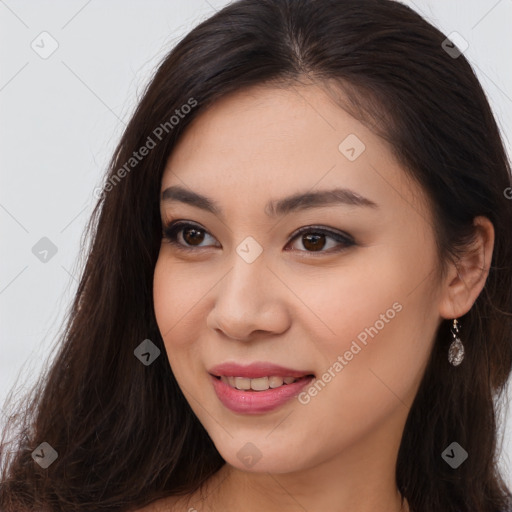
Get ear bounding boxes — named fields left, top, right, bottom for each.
left=438, top=216, right=495, bottom=320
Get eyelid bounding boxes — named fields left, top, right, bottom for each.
left=289, top=224, right=354, bottom=245
left=162, top=220, right=220, bottom=250
left=161, top=219, right=355, bottom=253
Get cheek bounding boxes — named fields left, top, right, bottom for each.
left=290, top=299, right=435, bottom=464
left=299, top=255, right=438, bottom=426
left=153, top=256, right=176, bottom=342
left=152, top=251, right=221, bottom=384
left=153, top=260, right=192, bottom=392
left=153, top=256, right=195, bottom=375
left=152, top=252, right=210, bottom=345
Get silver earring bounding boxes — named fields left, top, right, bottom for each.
left=448, top=318, right=464, bottom=366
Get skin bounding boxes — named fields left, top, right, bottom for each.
left=149, top=82, right=494, bottom=512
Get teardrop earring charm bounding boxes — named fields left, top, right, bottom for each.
left=448, top=318, right=464, bottom=366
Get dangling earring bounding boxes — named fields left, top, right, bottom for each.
left=448, top=318, right=464, bottom=366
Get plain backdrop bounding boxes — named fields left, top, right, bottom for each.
left=1, top=0, right=512, bottom=486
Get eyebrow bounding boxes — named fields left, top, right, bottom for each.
left=160, top=185, right=379, bottom=218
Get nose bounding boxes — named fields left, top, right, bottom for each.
left=206, top=252, right=290, bottom=342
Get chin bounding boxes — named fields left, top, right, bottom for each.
left=211, top=434, right=314, bottom=474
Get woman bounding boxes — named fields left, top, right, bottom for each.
left=1, top=0, right=511, bottom=511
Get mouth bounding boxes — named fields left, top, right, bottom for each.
left=208, top=362, right=316, bottom=413
left=211, top=374, right=315, bottom=391
left=208, top=363, right=316, bottom=414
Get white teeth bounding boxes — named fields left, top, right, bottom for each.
left=234, top=377, right=251, bottom=390
left=219, top=375, right=300, bottom=391
left=269, top=376, right=284, bottom=388
left=250, top=377, right=269, bottom=391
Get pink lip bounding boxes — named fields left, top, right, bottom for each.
left=208, top=362, right=314, bottom=379
left=208, top=362, right=315, bottom=415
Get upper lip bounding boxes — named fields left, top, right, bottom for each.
left=208, top=362, right=315, bottom=379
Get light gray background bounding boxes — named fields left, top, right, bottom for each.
left=1, top=0, right=511, bottom=485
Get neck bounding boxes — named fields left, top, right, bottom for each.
left=193, top=411, right=410, bottom=512
left=206, top=465, right=408, bottom=512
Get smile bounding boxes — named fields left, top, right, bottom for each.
left=215, top=375, right=310, bottom=391
left=209, top=373, right=315, bottom=414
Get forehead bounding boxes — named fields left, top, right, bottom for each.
left=164, top=84, right=360, bottom=179
left=160, top=83, right=430, bottom=224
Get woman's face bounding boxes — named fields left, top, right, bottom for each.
left=153, top=83, right=445, bottom=474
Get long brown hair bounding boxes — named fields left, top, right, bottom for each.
left=2, top=1, right=512, bottom=511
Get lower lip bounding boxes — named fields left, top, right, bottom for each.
left=210, top=374, right=314, bottom=414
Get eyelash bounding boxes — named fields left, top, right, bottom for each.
left=161, top=220, right=355, bottom=255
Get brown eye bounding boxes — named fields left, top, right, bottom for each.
left=288, top=226, right=354, bottom=254
left=301, top=233, right=327, bottom=252
left=162, top=221, right=355, bottom=255
left=162, top=221, right=219, bottom=250
left=182, top=226, right=206, bottom=246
